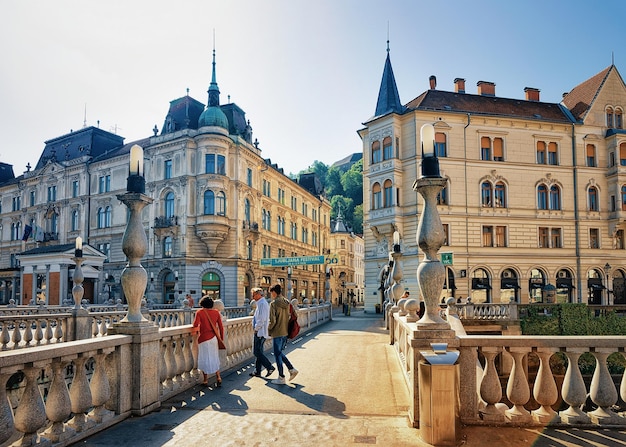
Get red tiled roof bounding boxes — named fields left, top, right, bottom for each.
left=561, top=66, right=612, bottom=121
left=404, top=90, right=571, bottom=123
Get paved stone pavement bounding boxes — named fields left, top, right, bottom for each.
left=76, top=310, right=626, bottom=447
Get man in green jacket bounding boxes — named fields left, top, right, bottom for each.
left=268, top=284, right=298, bottom=385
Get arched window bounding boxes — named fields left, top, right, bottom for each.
left=262, top=209, right=267, bottom=229
left=607, top=107, right=614, bottom=128
left=537, top=185, right=548, bottom=210
left=164, top=192, right=175, bottom=218
left=72, top=210, right=79, bottom=232
left=216, top=191, right=226, bottom=216
left=163, top=236, right=172, bottom=257
left=494, top=182, right=506, bottom=208
left=266, top=210, right=271, bottom=231
left=383, top=179, right=393, bottom=207
left=616, top=109, right=623, bottom=129
left=244, top=198, right=251, bottom=223
left=537, top=141, right=546, bottom=164
left=550, top=185, right=561, bottom=210
left=371, top=141, right=381, bottom=164
left=435, top=132, right=447, bottom=157
left=97, top=207, right=106, bottom=228
left=622, top=185, right=626, bottom=211
left=471, top=268, right=491, bottom=303
left=372, top=183, right=382, bottom=209
left=588, top=186, right=598, bottom=211
left=203, top=190, right=215, bottom=215
left=11, top=222, right=21, bottom=241
left=481, top=182, right=492, bottom=207
left=382, top=137, right=393, bottom=160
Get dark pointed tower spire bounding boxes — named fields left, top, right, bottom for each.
left=208, top=45, right=220, bottom=108
left=374, top=39, right=403, bottom=117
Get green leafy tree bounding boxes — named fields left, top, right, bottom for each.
left=325, top=166, right=344, bottom=197
left=352, top=204, right=363, bottom=234
left=340, top=160, right=363, bottom=206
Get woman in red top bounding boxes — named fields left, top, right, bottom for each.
left=192, top=296, right=224, bottom=386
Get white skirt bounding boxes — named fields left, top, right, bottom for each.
left=198, top=337, right=221, bottom=374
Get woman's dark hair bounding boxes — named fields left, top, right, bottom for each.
left=270, top=284, right=282, bottom=295
left=200, top=296, right=214, bottom=308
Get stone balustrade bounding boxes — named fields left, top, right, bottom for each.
left=455, top=302, right=518, bottom=321
left=0, top=303, right=332, bottom=446
left=390, top=307, right=626, bottom=431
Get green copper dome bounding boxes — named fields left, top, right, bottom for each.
left=198, top=106, right=229, bottom=129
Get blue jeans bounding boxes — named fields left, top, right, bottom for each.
left=272, top=336, right=293, bottom=377
left=253, top=334, right=273, bottom=373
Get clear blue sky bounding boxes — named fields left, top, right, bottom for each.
left=1, top=1, right=625, bottom=176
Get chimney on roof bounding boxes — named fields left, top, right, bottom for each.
left=429, top=75, right=437, bottom=90
left=477, top=81, right=496, bottom=96
left=524, top=87, right=540, bottom=101
left=454, top=78, right=466, bottom=93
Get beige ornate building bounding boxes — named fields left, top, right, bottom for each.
left=0, top=50, right=331, bottom=306
left=328, top=211, right=364, bottom=306
left=360, top=46, right=626, bottom=312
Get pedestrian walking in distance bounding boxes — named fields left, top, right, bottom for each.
left=249, top=287, right=275, bottom=378
left=192, top=296, right=224, bottom=387
left=268, top=284, right=298, bottom=385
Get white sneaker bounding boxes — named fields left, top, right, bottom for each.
left=271, top=376, right=286, bottom=385
left=289, top=368, right=299, bottom=381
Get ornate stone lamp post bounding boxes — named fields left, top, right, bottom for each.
left=115, top=144, right=154, bottom=325
left=414, top=124, right=450, bottom=330
left=72, top=237, right=84, bottom=309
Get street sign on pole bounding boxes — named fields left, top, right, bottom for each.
left=260, top=255, right=325, bottom=267
left=441, top=252, right=453, bottom=265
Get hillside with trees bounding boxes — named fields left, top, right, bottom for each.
left=298, top=158, right=363, bottom=234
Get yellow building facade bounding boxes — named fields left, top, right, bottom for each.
left=361, top=51, right=626, bottom=312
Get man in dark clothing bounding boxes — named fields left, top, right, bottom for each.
left=268, top=284, right=298, bottom=384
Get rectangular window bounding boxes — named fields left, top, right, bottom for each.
left=442, top=224, right=449, bottom=246
left=551, top=228, right=562, bottom=248
left=165, top=160, right=172, bottom=179
left=97, top=243, right=111, bottom=262
left=12, top=196, right=20, bottom=211
left=493, top=138, right=504, bottom=161
left=99, top=175, right=110, bottom=193
left=481, top=137, right=491, bottom=161
left=586, top=144, right=596, bottom=167
left=47, top=186, right=56, bottom=202
left=495, top=226, right=507, bottom=247
left=482, top=226, right=494, bottom=247
left=247, top=168, right=252, bottom=187
left=205, top=154, right=215, bottom=173
left=291, top=196, right=297, bottom=211
left=72, top=180, right=79, bottom=198
left=617, top=229, right=625, bottom=249
left=590, top=228, right=599, bottom=249
left=435, top=133, right=447, bottom=157
left=539, top=227, right=549, bottom=248
left=373, top=191, right=382, bottom=209
left=30, top=191, right=35, bottom=207
left=548, top=142, right=558, bottom=165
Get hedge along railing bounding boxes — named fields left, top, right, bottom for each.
left=389, top=304, right=626, bottom=430
left=0, top=303, right=332, bottom=447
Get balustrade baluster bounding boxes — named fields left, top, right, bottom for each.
left=560, top=349, right=590, bottom=424
left=92, top=318, right=100, bottom=337
left=531, top=348, right=558, bottom=423
left=0, top=322, right=9, bottom=350
left=44, top=360, right=75, bottom=442
left=173, top=336, right=185, bottom=387
left=588, top=349, right=623, bottom=424
left=181, top=333, right=194, bottom=383
left=68, top=354, right=94, bottom=431
left=89, top=351, right=114, bottom=423
left=505, top=347, right=531, bottom=422
left=11, top=321, right=22, bottom=349
left=0, top=372, right=15, bottom=444
left=100, top=317, right=108, bottom=336
left=44, top=318, right=53, bottom=343
left=479, top=347, right=505, bottom=422
left=159, top=340, right=168, bottom=395
left=13, top=366, right=48, bottom=445
left=34, top=320, right=43, bottom=345
left=23, top=320, right=33, bottom=347
left=163, top=337, right=175, bottom=390
left=53, top=319, right=63, bottom=342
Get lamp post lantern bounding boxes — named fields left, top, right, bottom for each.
left=413, top=123, right=449, bottom=329
left=604, top=262, right=612, bottom=305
